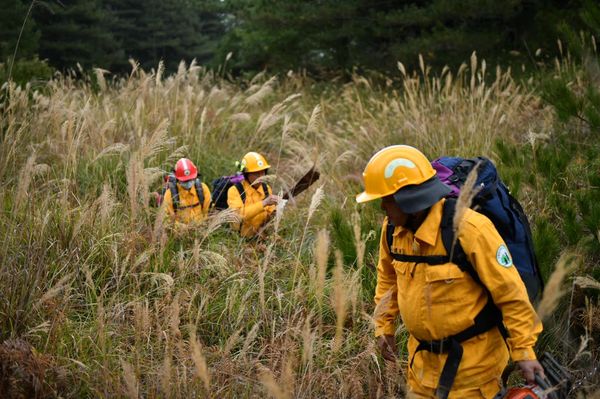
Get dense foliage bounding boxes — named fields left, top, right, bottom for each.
left=0, top=0, right=595, bottom=75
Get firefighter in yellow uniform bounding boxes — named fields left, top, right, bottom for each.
left=227, top=152, right=280, bottom=237
left=355, top=145, right=544, bottom=399
left=163, top=158, right=211, bottom=224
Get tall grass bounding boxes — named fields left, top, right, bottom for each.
left=0, top=56, right=598, bottom=397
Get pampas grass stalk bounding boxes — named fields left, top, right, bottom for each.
left=14, top=152, right=36, bottom=211
left=313, top=229, right=330, bottom=309
left=538, top=252, right=578, bottom=321
left=189, top=331, right=211, bottom=393
left=161, top=344, right=173, bottom=397
left=332, top=250, right=348, bottom=352
left=274, top=193, right=287, bottom=235
left=352, top=211, right=365, bottom=270
left=451, top=164, right=480, bottom=258
left=120, top=359, right=139, bottom=399
left=259, top=244, right=274, bottom=315
left=257, top=365, right=288, bottom=399
left=292, top=185, right=324, bottom=291
left=301, top=314, right=314, bottom=369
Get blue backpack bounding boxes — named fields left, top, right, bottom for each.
left=431, top=156, right=543, bottom=301
left=386, top=156, right=543, bottom=301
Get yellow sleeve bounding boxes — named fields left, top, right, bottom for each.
left=374, top=220, right=399, bottom=337
left=227, top=185, right=265, bottom=221
left=162, top=187, right=175, bottom=217
left=460, top=211, right=542, bottom=361
left=201, top=183, right=211, bottom=214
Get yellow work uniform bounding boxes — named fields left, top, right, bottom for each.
left=162, top=181, right=211, bottom=224
left=374, top=199, right=542, bottom=398
left=227, top=180, right=275, bottom=237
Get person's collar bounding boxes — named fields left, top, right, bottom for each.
left=244, top=179, right=260, bottom=191
left=413, top=199, right=445, bottom=246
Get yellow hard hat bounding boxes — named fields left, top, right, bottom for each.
left=241, top=152, right=271, bottom=173
left=356, top=145, right=450, bottom=212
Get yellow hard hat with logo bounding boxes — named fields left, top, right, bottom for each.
left=356, top=145, right=451, bottom=213
left=240, top=152, right=271, bottom=173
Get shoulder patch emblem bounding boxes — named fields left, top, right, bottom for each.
left=496, top=244, right=513, bottom=267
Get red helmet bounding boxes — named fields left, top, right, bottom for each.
left=174, top=158, right=198, bottom=181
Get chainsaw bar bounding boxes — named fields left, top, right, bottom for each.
left=537, top=352, right=571, bottom=399
left=282, top=165, right=320, bottom=200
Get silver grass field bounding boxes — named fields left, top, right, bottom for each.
left=0, top=56, right=598, bottom=398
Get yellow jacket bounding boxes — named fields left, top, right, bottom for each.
left=227, top=180, right=275, bottom=237
left=162, top=181, right=211, bottom=224
left=374, top=199, right=542, bottom=391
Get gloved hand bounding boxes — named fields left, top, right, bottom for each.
left=516, top=359, right=545, bottom=384
left=377, top=334, right=397, bottom=361
left=262, top=194, right=281, bottom=207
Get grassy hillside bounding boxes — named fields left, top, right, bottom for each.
left=0, top=57, right=598, bottom=397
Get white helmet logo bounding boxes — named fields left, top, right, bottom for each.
left=384, top=158, right=416, bottom=179
left=257, top=160, right=264, bottom=167
left=184, top=169, right=191, bottom=176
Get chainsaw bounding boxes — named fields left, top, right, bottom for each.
left=498, top=353, right=571, bottom=399
left=282, top=165, right=320, bottom=200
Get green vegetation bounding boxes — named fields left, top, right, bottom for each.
left=1, top=1, right=600, bottom=397
left=0, top=0, right=596, bottom=75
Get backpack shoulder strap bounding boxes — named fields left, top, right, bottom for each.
left=385, top=220, right=450, bottom=265
left=440, top=198, right=507, bottom=338
left=168, top=180, right=179, bottom=212
left=385, top=221, right=394, bottom=253
left=234, top=182, right=246, bottom=203
left=194, top=178, right=205, bottom=208
left=440, top=198, right=481, bottom=284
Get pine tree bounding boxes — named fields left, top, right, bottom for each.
left=221, top=0, right=586, bottom=73
left=105, top=0, right=225, bottom=73
left=0, top=0, right=40, bottom=61
left=34, top=0, right=122, bottom=70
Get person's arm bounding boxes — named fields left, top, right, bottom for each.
left=162, top=188, right=175, bottom=218
left=374, top=221, right=399, bottom=337
left=374, top=221, right=400, bottom=361
left=460, top=213, right=543, bottom=367
left=201, top=183, right=211, bottom=214
left=227, top=185, right=265, bottom=221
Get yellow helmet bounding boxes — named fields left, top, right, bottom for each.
left=241, top=152, right=271, bottom=173
left=356, top=145, right=450, bottom=212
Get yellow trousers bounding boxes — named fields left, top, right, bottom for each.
left=407, top=376, right=502, bottom=399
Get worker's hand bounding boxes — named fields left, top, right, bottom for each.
left=262, top=195, right=281, bottom=207
left=516, top=359, right=545, bottom=385
left=377, top=335, right=397, bottom=361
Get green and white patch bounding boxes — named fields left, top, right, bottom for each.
left=496, top=244, right=513, bottom=267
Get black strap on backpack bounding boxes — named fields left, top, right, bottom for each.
left=385, top=199, right=505, bottom=399
left=385, top=198, right=495, bottom=285
left=169, top=178, right=206, bottom=212
left=233, top=181, right=269, bottom=203
left=409, top=298, right=503, bottom=399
